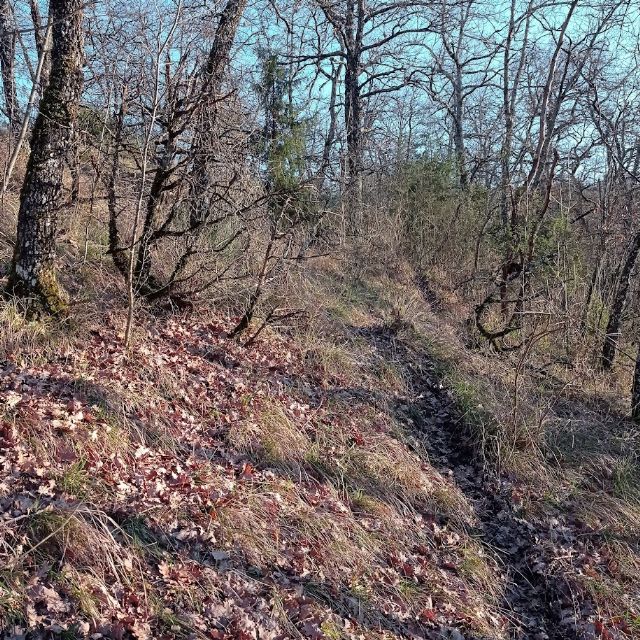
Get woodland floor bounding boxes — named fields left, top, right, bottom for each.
left=1, top=260, right=639, bottom=640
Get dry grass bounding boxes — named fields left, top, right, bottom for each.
left=301, top=332, right=366, bottom=381
left=215, top=477, right=380, bottom=575
left=0, top=502, right=143, bottom=630
left=280, top=251, right=640, bottom=632
left=0, top=300, right=70, bottom=364
left=229, top=400, right=312, bottom=468
left=0, top=151, right=501, bottom=636
left=19, top=504, right=137, bottom=582
left=10, top=232, right=638, bottom=636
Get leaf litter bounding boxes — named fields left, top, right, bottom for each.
left=0, top=311, right=637, bottom=639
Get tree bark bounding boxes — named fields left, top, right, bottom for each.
left=342, top=0, right=364, bottom=231
left=107, top=86, right=128, bottom=278
left=601, top=230, right=640, bottom=369
left=632, top=343, right=640, bottom=422
left=344, top=50, right=362, bottom=223
left=0, top=0, right=18, bottom=130
left=187, top=0, right=247, bottom=228
left=29, top=0, right=50, bottom=88
left=6, top=0, right=84, bottom=315
left=452, top=62, right=467, bottom=189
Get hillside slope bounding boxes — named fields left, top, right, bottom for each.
left=1, top=260, right=639, bottom=640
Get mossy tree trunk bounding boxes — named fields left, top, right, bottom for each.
left=6, top=0, right=84, bottom=315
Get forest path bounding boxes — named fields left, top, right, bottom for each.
left=355, top=322, right=577, bottom=640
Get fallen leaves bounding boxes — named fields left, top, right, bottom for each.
left=1, top=311, right=637, bottom=639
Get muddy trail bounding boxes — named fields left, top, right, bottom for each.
left=356, top=323, right=588, bottom=640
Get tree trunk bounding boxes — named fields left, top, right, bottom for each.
left=632, top=343, right=640, bottom=422
left=125, top=0, right=246, bottom=301
left=452, top=64, right=467, bottom=189
left=29, top=0, right=50, bottom=88
left=580, top=248, right=603, bottom=337
left=188, top=0, right=247, bottom=228
left=342, top=0, right=365, bottom=233
left=0, top=0, right=18, bottom=130
left=344, top=51, right=362, bottom=227
left=6, top=0, right=84, bottom=315
left=107, top=87, right=128, bottom=278
left=601, top=230, right=640, bottom=369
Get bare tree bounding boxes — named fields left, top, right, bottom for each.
left=106, top=0, right=251, bottom=306
left=423, top=0, right=497, bottom=188
left=586, top=81, right=640, bottom=369
left=474, top=0, right=626, bottom=348
left=188, top=0, right=248, bottom=227
left=6, top=0, right=84, bottom=314
left=288, top=0, right=433, bottom=229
